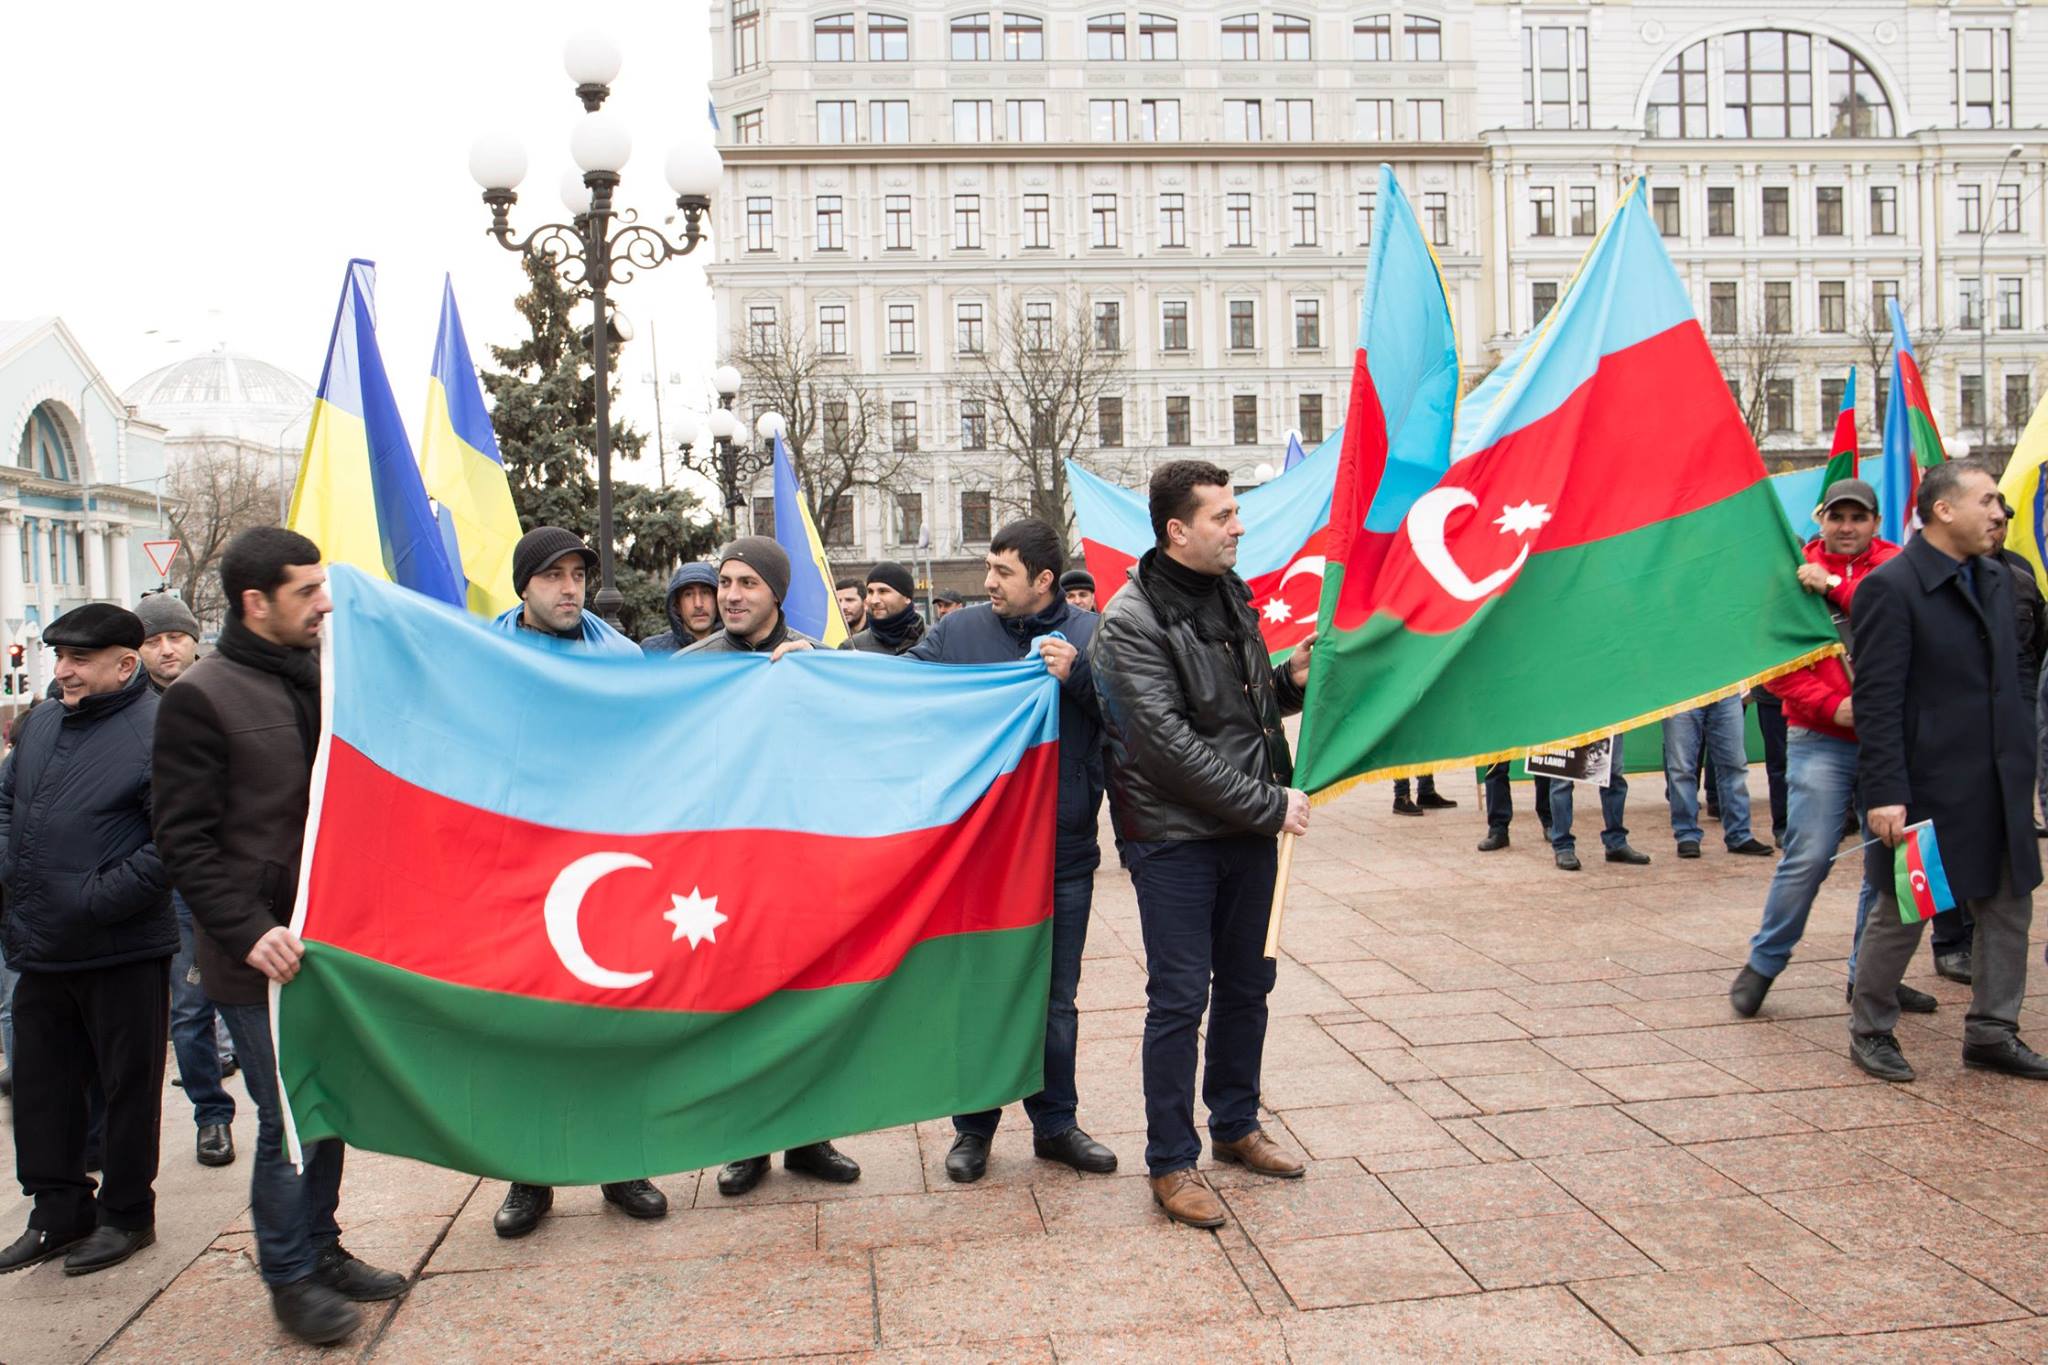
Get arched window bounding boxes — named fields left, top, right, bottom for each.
left=1646, top=40, right=1706, bottom=137
left=1138, top=13, right=1177, bottom=60
left=1405, top=15, right=1442, bottom=61
left=1829, top=43, right=1894, bottom=136
left=1005, top=13, right=1044, bottom=60
left=951, top=12, right=991, bottom=59
left=813, top=12, right=854, bottom=60
left=1221, top=13, right=1259, bottom=60
left=1088, top=13, right=1126, bottom=59
left=1725, top=30, right=1812, bottom=137
left=1644, top=30, right=1895, bottom=140
left=1273, top=13, right=1311, bottom=60
left=17, top=404, right=75, bottom=482
left=868, top=13, right=909, bottom=61
left=1353, top=14, right=1390, bottom=60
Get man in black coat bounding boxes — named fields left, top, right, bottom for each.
left=842, top=561, right=928, bottom=656
left=0, top=604, right=171, bottom=1277
left=1850, top=461, right=2047, bottom=1082
left=907, top=518, right=1116, bottom=1184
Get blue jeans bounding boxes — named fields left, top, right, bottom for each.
left=1664, top=698, right=1754, bottom=846
left=216, top=1000, right=344, bottom=1287
left=1748, top=730, right=1875, bottom=977
left=1547, top=733, right=1630, bottom=854
left=0, top=957, right=16, bottom=1063
left=956, top=872, right=1093, bottom=1141
left=170, top=897, right=236, bottom=1128
left=1125, top=835, right=1277, bottom=1176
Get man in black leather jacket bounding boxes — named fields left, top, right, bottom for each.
left=1090, top=460, right=1314, bottom=1230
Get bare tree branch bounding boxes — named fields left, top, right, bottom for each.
left=1710, top=329, right=1798, bottom=451
left=165, top=443, right=280, bottom=629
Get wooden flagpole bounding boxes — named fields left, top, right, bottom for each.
left=1263, top=831, right=1297, bottom=959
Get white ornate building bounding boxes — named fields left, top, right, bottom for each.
left=706, top=1, right=2045, bottom=574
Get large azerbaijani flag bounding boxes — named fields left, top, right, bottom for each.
left=277, top=567, right=1057, bottom=1182
left=1294, top=178, right=1839, bottom=791
left=1879, top=299, right=1946, bottom=547
left=420, top=277, right=522, bottom=618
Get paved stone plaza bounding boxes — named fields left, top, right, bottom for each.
left=5, top=771, right=2047, bottom=1363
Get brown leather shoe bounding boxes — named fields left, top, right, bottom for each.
left=1210, top=1129, right=1305, bottom=1179
left=1149, top=1168, right=1225, bottom=1228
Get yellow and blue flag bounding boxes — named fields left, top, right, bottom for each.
left=421, top=278, right=522, bottom=616
left=769, top=433, right=848, bottom=646
left=289, top=261, right=464, bottom=607
left=1998, top=387, right=2048, bottom=592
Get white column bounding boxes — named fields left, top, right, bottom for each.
left=108, top=526, right=132, bottom=605
left=0, top=515, right=22, bottom=641
left=83, top=523, right=108, bottom=601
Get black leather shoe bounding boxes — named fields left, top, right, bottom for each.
left=1392, top=796, right=1423, bottom=816
left=1897, top=984, right=1938, bottom=1014
left=784, top=1141, right=861, bottom=1184
left=1730, top=965, right=1774, bottom=1018
left=492, top=1183, right=553, bottom=1238
left=1851, top=1032, right=1916, bottom=1082
left=717, top=1156, right=770, bottom=1196
left=1963, top=1037, right=2048, bottom=1080
left=1477, top=829, right=1509, bottom=853
left=1034, top=1126, right=1118, bottom=1174
left=1417, top=791, right=1459, bottom=810
left=1605, top=845, right=1651, bottom=865
left=196, top=1123, right=235, bottom=1167
left=0, top=1225, right=89, bottom=1274
left=62, top=1225, right=154, bottom=1276
left=313, top=1242, right=408, bottom=1300
left=601, top=1179, right=669, bottom=1219
left=1554, top=851, right=1581, bottom=872
left=1677, top=840, right=1702, bottom=859
left=1728, top=838, right=1776, bottom=856
left=271, top=1277, right=362, bottom=1346
left=945, top=1133, right=990, bottom=1183
left=1934, top=951, right=1973, bottom=984
left=218, top=1055, right=238, bottom=1079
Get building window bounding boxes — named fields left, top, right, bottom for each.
left=733, top=110, right=763, bottom=144
left=961, top=400, right=987, bottom=449
left=1006, top=99, right=1046, bottom=142
left=1724, top=30, right=1813, bottom=138
left=1405, top=15, right=1442, bottom=61
left=1709, top=281, right=1738, bottom=335
left=1166, top=395, right=1191, bottom=445
left=1707, top=186, right=1735, bottom=237
left=1818, top=281, right=1846, bottom=333
left=1098, top=396, right=1124, bottom=447
left=887, top=303, right=917, bottom=354
left=1956, top=28, right=2013, bottom=130
left=870, top=100, right=910, bottom=142
left=818, top=304, right=848, bottom=355
left=1761, top=186, right=1790, bottom=237
left=1274, top=13, right=1311, bottom=60
left=1228, top=299, right=1256, bottom=350
left=1139, top=99, right=1180, bottom=140
left=891, top=401, right=918, bottom=452
left=820, top=495, right=854, bottom=548
left=1090, top=99, right=1129, bottom=142
left=868, top=12, right=908, bottom=60
left=814, top=12, right=854, bottom=61
left=816, top=195, right=844, bottom=249
left=1221, top=13, right=1259, bottom=60
left=1829, top=44, right=1893, bottom=137
left=1870, top=186, right=1898, bottom=235
left=1023, top=193, right=1050, bottom=248
left=1291, top=191, right=1317, bottom=246
left=732, top=0, right=761, bottom=72
left=2007, top=375, right=2032, bottom=431
left=1226, top=192, right=1253, bottom=247
left=751, top=496, right=775, bottom=534
left=960, top=490, right=991, bottom=542
left=1087, top=12, right=1126, bottom=60
left=1094, top=300, right=1122, bottom=351
left=956, top=302, right=985, bottom=353
left=1529, top=187, right=1555, bottom=237
left=1005, top=13, right=1044, bottom=60
left=884, top=194, right=912, bottom=249
left=1293, top=297, right=1321, bottom=349
left=1816, top=186, right=1844, bottom=236
left=1524, top=25, right=1589, bottom=130
left=1646, top=39, right=1706, bottom=137
left=1958, top=185, right=1983, bottom=236
left=1821, top=377, right=1847, bottom=421
left=1233, top=394, right=1258, bottom=445
left=747, top=304, right=777, bottom=351
left=744, top=197, right=773, bottom=251
left=1960, top=374, right=1984, bottom=429
left=1568, top=186, right=1596, bottom=236
left=1408, top=100, right=1443, bottom=141
left=1766, top=379, right=1795, bottom=435
left=21, top=406, right=75, bottom=482
left=1871, top=279, right=1900, bottom=324
left=1353, top=14, right=1390, bottom=60
left=1959, top=278, right=1983, bottom=331
left=1276, top=99, right=1314, bottom=141
left=817, top=101, right=856, bottom=143
left=1997, top=184, right=2021, bottom=234
left=1298, top=394, right=1324, bottom=444
left=1139, top=12, right=1177, bottom=59
left=895, top=492, right=923, bottom=545
left=1161, top=300, right=1190, bottom=351
left=953, top=100, right=994, bottom=141
left=1422, top=191, right=1447, bottom=246
left=1024, top=300, right=1053, bottom=351
left=1354, top=98, right=1394, bottom=140
left=823, top=401, right=849, bottom=453
left=953, top=194, right=982, bottom=249
left=1874, top=374, right=1889, bottom=415
left=1999, top=277, right=2024, bottom=331
left=1764, top=280, right=1793, bottom=334
left=1356, top=189, right=1375, bottom=244
left=1159, top=192, right=1186, bottom=247
left=1652, top=187, right=1680, bottom=236
left=1091, top=193, right=1119, bottom=248
left=951, top=12, right=991, bottom=60
left=1531, top=281, right=1558, bottom=327
left=1224, top=99, right=1262, bottom=141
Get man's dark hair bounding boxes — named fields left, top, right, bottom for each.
left=989, top=517, right=1064, bottom=587
left=1915, top=457, right=1994, bottom=527
left=835, top=576, right=862, bottom=592
left=1149, top=460, right=1233, bottom=547
left=220, top=527, right=322, bottom=620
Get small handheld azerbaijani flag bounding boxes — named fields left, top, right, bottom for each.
left=769, top=432, right=849, bottom=646
left=1893, top=820, right=1957, bottom=924
left=420, top=277, right=522, bottom=617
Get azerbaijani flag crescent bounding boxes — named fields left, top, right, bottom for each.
left=1294, top=177, right=1838, bottom=792
left=1893, top=821, right=1956, bottom=924
left=420, top=277, right=522, bottom=617
left=770, top=433, right=850, bottom=646
left=278, top=568, right=1058, bottom=1182
left=1879, top=299, right=1945, bottom=546
left=288, top=261, right=465, bottom=608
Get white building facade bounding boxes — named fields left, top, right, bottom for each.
left=706, top=1, right=2046, bottom=574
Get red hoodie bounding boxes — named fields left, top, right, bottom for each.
left=1765, top=536, right=1902, bottom=740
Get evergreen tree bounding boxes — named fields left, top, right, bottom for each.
left=482, top=252, right=716, bottom=636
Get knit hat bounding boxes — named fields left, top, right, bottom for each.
left=1060, top=568, right=1096, bottom=593
left=671, top=561, right=718, bottom=595
left=44, top=603, right=144, bottom=651
left=512, top=527, right=599, bottom=597
left=717, top=536, right=791, bottom=602
left=135, top=592, right=202, bottom=641
left=865, top=561, right=916, bottom=599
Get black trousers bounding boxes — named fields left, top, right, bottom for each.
left=13, top=958, right=169, bottom=1233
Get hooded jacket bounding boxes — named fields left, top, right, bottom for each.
left=490, top=604, right=641, bottom=657
left=641, top=563, right=719, bottom=656
left=1766, top=536, right=1901, bottom=740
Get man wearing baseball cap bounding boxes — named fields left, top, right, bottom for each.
left=490, top=527, right=638, bottom=657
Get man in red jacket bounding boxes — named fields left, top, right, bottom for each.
left=1730, top=479, right=1936, bottom=1017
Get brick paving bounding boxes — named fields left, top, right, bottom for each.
left=5, top=769, right=2047, bottom=1361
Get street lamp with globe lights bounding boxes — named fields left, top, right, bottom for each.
left=1978, top=141, right=2029, bottom=440
left=704, top=405, right=743, bottom=535
left=467, top=29, right=724, bottom=627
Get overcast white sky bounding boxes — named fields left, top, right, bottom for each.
left=1, top=0, right=722, bottom=480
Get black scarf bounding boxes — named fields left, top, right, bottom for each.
left=869, top=605, right=926, bottom=652
left=1139, top=548, right=1248, bottom=646
left=216, top=616, right=321, bottom=760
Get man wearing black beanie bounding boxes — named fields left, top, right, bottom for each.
left=843, top=561, right=926, bottom=656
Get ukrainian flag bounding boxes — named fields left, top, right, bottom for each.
left=769, top=433, right=848, bottom=646
left=289, top=261, right=465, bottom=608
left=421, top=278, right=521, bottom=616
left=1998, top=387, right=2048, bottom=591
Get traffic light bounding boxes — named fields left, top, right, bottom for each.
left=7, top=644, right=21, bottom=671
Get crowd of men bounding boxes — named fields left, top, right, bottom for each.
left=0, top=456, right=2042, bottom=1346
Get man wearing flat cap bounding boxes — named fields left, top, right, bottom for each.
left=932, top=588, right=967, bottom=621
left=0, top=603, right=174, bottom=1277
left=490, top=526, right=638, bottom=657
left=1060, top=568, right=1097, bottom=614
left=842, top=561, right=926, bottom=656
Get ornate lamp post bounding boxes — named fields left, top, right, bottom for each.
left=468, top=31, right=724, bottom=626
left=707, top=364, right=744, bottom=535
